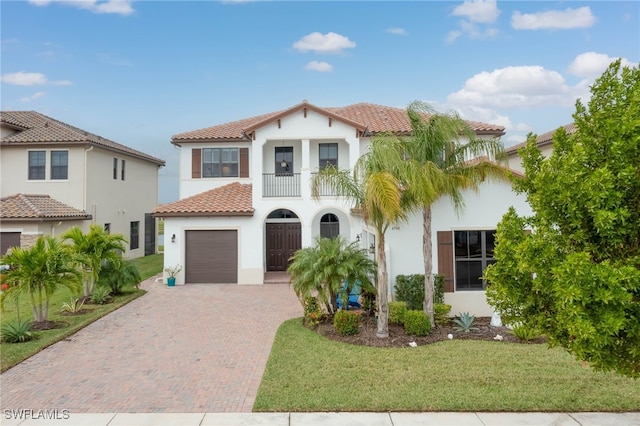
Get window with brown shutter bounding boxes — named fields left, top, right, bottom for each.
left=437, top=231, right=455, bottom=292
left=192, top=148, right=201, bottom=178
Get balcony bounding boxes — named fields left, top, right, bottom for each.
left=263, top=173, right=301, bottom=197
left=310, top=172, right=340, bottom=197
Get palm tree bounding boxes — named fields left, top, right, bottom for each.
left=0, top=236, right=81, bottom=323
left=63, top=225, right=127, bottom=297
left=312, top=138, right=411, bottom=338
left=399, top=101, right=512, bottom=325
left=288, top=236, right=376, bottom=314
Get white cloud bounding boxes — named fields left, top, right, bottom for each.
left=568, top=52, right=636, bottom=79
left=448, top=65, right=578, bottom=109
left=51, top=80, right=73, bottom=86
left=445, top=31, right=462, bottom=44
left=511, top=6, right=595, bottom=30
left=386, top=27, right=408, bottom=36
left=1, top=71, right=48, bottom=86
left=27, top=0, right=134, bottom=16
left=293, top=32, right=356, bottom=54
left=20, top=92, right=46, bottom=102
left=452, top=0, right=500, bottom=23
left=305, top=61, right=333, bottom=72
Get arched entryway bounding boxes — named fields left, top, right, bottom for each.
left=265, top=209, right=301, bottom=271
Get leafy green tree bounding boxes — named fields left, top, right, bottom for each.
left=485, top=60, right=640, bottom=378
left=312, top=138, right=411, bottom=337
left=0, top=236, right=81, bottom=323
left=97, top=258, right=142, bottom=295
left=288, top=236, right=376, bottom=314
left=63, top=225, right=127, bottom=297
left=387, top=101, right=510, bottom=325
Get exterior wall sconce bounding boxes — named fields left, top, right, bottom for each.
left=171, top=234, right=176, bottom=243
left=355, top=233, right=361, bottom=242
left=369, top=243, right=375, bottom=254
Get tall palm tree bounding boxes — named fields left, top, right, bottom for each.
left=399, top=101, right=512, bottom=325
left=288, top=236, right=376, bottom=314
left=0, top=236, right=81, bottom=323
left=63, top=225, right=127, bottom=297
left=312, top=138, right=411, bottom=338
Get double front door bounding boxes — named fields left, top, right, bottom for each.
left=266, top=222, right=301, bottom=271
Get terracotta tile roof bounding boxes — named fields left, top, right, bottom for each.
left=0, top=194, right=92, bottom=221
left=171, top=101, right=505, bottom=142
left=506, top=123, right=576, bottom=155
left=153, top=182, right=253, bottom=217
left=1, top=111, right=165, bottom=166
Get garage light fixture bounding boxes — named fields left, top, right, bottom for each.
left=171, top=234, right=176, bottom=243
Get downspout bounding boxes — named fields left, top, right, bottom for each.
left=51, top=221, right=63, bottom=237
left=84, top=146, right=94, bottom=225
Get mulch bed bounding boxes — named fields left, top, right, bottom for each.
left=30, top=320, right=69, bottom=331
left=315, top=314, right=546, bottom=347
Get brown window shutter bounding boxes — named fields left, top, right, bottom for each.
left=239, top=148, right=249, bottom=178
left=192, top=148, right=201, bottom=179
left=437, top=231, right=454, bottom=292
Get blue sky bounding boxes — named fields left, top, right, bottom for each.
left=2, top=0, right=638, bottom=203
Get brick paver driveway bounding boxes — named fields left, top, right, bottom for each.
left=0, top=277, right=302, bottom=413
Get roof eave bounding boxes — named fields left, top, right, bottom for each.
left=152, top=211, right=254, bottom=218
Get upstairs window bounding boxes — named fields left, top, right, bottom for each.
left=319, top=143, right=338, bottom=169
left=121, top=159, right=126, bottom=180
left=50, top=151, right=68, bottom=180
left=275, top=146, right=293, bottom=175
left=203, top=148, right=238, bottom=177
left=28, top=151, right=46, bottom=180
left=113, top=158, right=118, bottom=179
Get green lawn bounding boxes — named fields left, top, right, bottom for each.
left=0, top=254, right=164, bottom=372
left=254, top=318, right=640, bottom=412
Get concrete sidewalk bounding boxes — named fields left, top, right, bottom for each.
left=1, top=411, right=639, bottom=426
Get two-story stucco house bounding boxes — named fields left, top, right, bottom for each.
left=154, top=101, right=533, bottom=316
left=1, top=111, right=165, bottom=258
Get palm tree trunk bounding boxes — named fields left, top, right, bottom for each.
left=30, top=293, right=38, bottom=323
left=423, top=206, right=435, bottom=326
left=376, top=230, right=389, bottom=338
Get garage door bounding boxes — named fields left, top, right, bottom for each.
left=185, top=230, right=237, bottom=284
left=1, top=232, right=21, bottom=255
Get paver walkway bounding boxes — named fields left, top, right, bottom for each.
left=0, top=276, right=302, bottom=413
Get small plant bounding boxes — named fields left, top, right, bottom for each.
left=303, top=296, right=324, bottom=328
left=403, top=310, right=431, bottom=336
left=333, top=310, right=361, bottom=336
left=1, top=319, right=34, bottom=343
left=433, top=303, right=452, bottom=326
left=389, top=301, right=408, bottom=325
left=61, top=297, right=85, bottom=314
left=90, top=285, right=112, bottom=305
left=164, top=264, right=182, bottom=278
left=395, top=274, right=424, bottom=310
left=511, top=324, right=540, bottom=341
left=453, top=312, right=478, bottom=333
left=434, top=274, right=446, bottom=304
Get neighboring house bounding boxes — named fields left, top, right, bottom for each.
left=154, top=101, right=533, bottom=316
left=506, top=123, right=576, bottom=173
left=0, top=111, right=165, bottom=258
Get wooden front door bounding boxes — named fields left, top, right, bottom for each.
left=266, top=222, right=301, bottom=271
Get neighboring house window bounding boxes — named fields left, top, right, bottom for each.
left=113, top=158, right=118, bottom=179
left=104, top=223, right=111, bottom=234
left=121, top=159, right=126, bottom=180
left=320, top=213, right=339, bottom=239
left=203, top=148, right=238, bottom=177
left=130, top=221, right=139, bottom=250
left=275, top=146, right=293, bottom=175
left=319, top=143, right=338, bottom=169
left=28, top=151, right=46, bottom=180
left=50, top=151, right=68, bottom=180
left=454, top=230, right=496, bottom=291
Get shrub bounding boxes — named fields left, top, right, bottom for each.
left=303, top=296, right=324, bottom=328
left=360, top=287, right=376, bottom=315
left=389, top=301, right=408, bottom=325
left=453, top=312, right=478, bottom=333
left=395, top=274, right=424, bottom=310
left=333, top=310, right=361, bottom=336
left=433, top=303, right=451, bottom=326
left=60, top=297, right=85, bottom=314
left=1, top=319, right=34, bottom=343
left=403, top=310, right=432, bottom=336
left=511, top=324, right=540, bottom=341
left=98, top=259, right=142, bottom=295
left=90, top=285, right=112, bottom=305
left=434, top=274, right=445, bottom=304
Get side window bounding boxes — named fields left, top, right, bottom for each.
left=319, top=143, right=338, bottom=169
left=51, top=151, right=68, bottom=180
left=121, top=159, right=126, bottom=180
left=275, top=146, right=293, bottom=175
left=454, top=230, right=496, bottom=291
left=130, top=221, right=139, bottom=250
left=202, top=148, right=239, bottom=177
left=28, top=151, right=46, bottom=180
left=113, top=158, right=118, bottom=179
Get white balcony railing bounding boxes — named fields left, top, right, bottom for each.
left=262, top=173, right=301, bottom=197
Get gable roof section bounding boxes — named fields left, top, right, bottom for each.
left=1, top=111, right=165, bottom=166
left=153, top=182, right=253, bottom=217
left=0, top=194, right=92, bottom=221
left=506, top=123, right=576, bottom=155
left=171, top=101, right=505, bottom=143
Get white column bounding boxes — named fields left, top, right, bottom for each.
left=301, top=139, right=311, bottom=199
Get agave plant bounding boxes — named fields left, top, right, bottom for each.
left=1, top=319, right=34, bottom=343
left=452, top=312, right=478, bottom=333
